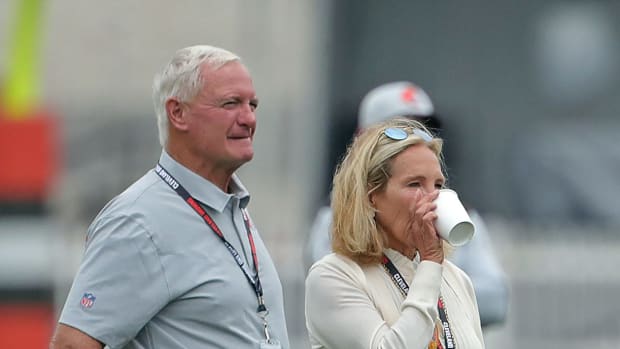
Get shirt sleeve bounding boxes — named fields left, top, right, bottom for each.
left=305, top=257, right=442, bottom=349
left=59, top=214, right=170, bottom=349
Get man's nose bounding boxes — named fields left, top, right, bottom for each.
left=238, top=103, right=256, bottom=125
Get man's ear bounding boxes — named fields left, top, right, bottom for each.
left=165, top=98, right=188, bottom=131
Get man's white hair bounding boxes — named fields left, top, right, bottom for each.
left=152, top=45, right=240, bottom=147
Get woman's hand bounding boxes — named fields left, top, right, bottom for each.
left=408, top=190, right=444, bottom=264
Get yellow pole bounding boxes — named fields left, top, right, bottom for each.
left=2, top=0, right=44, bottom=119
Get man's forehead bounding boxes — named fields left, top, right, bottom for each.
left=200, top=63, right=255, bottom=94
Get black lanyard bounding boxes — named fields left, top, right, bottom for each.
left=381, top=255, right=456, bottom=349
left=154, top=163, right=267, bottom=314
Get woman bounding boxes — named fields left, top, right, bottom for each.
left=305, top=118, right=484, bottom=348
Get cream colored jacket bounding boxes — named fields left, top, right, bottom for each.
left=305, top=249, right=485, bottom=349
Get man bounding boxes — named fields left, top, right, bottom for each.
left=50, top=45, right=290, bottom=348
left=305, top=81, right=508, bottom=328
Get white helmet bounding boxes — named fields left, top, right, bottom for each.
left=358, top=81, right=435, bottom=129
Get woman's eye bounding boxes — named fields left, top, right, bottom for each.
left=435, top=183, right=444, bottom=189
left=408, top=182, right=421, bottom=187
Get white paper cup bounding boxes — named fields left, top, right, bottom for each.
left=434, top=189, right=475, bottom=246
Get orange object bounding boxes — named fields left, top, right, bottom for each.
left=0, top=303, right=54, bottom=348
left=0, top=110, right=60, bottom=201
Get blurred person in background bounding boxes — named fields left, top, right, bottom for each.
left=304, top=81, right=508, bottom=329
left=50, top=45, right=289, bottom=349
left=305, top=117, right=485, bottom=348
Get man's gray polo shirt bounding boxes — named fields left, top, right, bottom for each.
left=59, top=151, right=290, bottom=348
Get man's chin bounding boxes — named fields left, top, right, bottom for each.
left=233, top=150, right=254, bottom=165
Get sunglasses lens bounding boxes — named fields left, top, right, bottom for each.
left=412, top=129, right=433, bottom=142
left=384, top=127, right=433, bottom=142
left=384, top=128, right=408, bottom=140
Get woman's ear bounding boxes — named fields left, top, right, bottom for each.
left=368, top=194, right=378, bottom=219
left=369, top=192, right=376, bottom=207
left=166, top=98, right=189, bottom=131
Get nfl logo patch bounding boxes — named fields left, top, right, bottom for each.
left=80, top=293, right=96, bottom=309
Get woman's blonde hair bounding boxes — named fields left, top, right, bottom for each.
left=331, top=117, right=446, bottom=265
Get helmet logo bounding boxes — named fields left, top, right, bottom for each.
left=401, top=87, right=417, bottom=103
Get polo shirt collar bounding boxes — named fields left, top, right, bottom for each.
left=158, top=151, right=251, bottom=212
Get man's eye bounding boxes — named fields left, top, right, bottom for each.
left=408, top=182, right=421, bottom=187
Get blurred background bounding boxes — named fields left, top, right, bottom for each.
left=1, top=0, right=619, bottom=348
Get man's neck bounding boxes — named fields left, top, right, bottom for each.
left=165, top=146, right=235, bottom=193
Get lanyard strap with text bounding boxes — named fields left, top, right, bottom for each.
left=155, top=163, right=267, bottom=314
left=381, top=255, right=456, bottom=349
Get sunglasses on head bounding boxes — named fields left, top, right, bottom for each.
left=383, top=127, right=433, bottom=142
